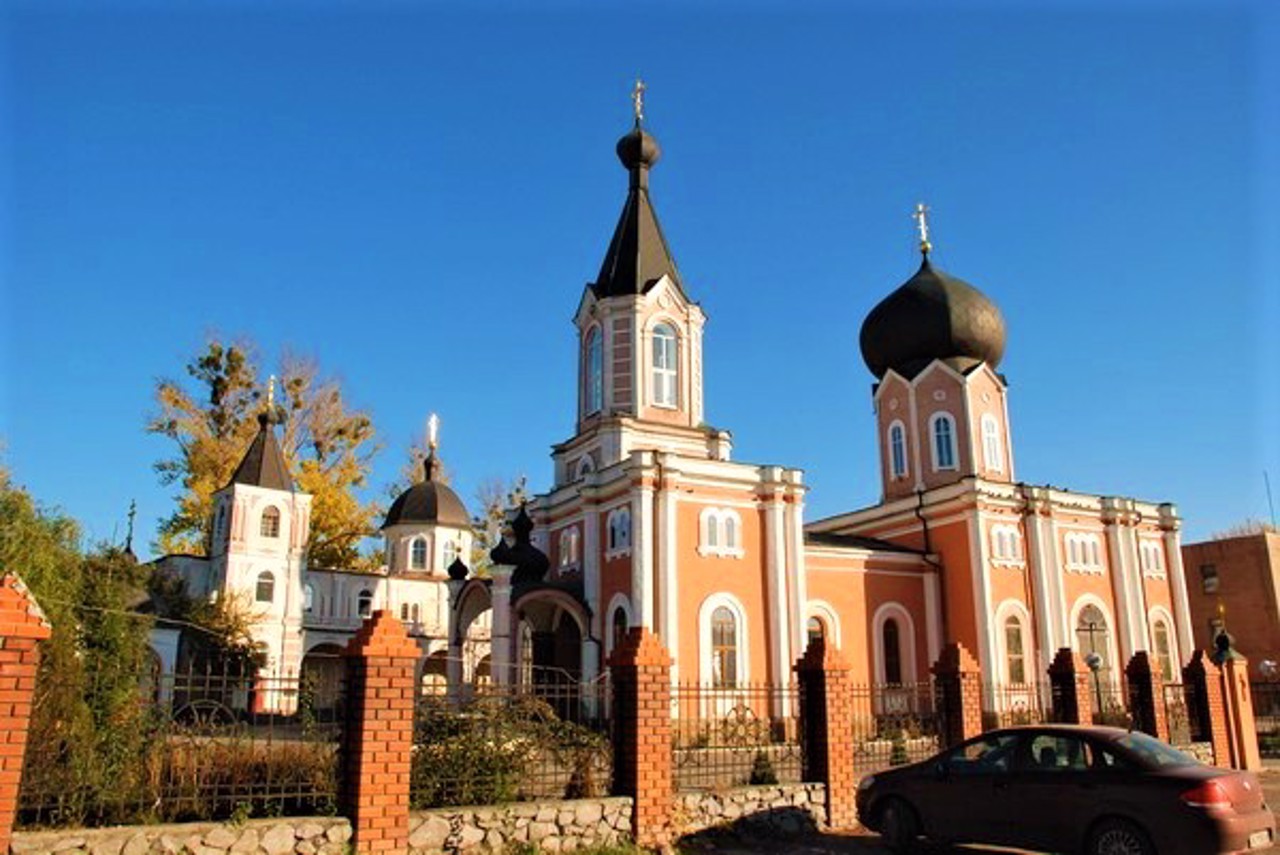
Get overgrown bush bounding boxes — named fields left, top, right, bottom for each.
left=748, top=751, right=778, bottom=785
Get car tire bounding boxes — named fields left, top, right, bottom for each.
left=1087, top=818, right=1154, bottom=855
left=879, top=798, right=921, bottom=853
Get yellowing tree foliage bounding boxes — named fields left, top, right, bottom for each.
left=149, top=340, right=381, bottom=569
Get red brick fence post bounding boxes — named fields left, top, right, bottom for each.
left=343, top=611, right=418, bottom=854
left=1125, top=651, right=1169, bottom=742
left=1185, top=650, right=1231, bottom=767
left=1047, top=647, right=1094, bottom=725
left=0, top=573, right=52, bottom=855
left=795, top=639, right=856, bottom=830
left=932, top=643, right=982, bottom=748
left=608, top=628, right=673, bottom=849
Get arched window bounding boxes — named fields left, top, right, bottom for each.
left=981, top=414, right=1003, bottom=472
left=612, top=607, right=629, bottom=654
left=883, top=619, right=902, bottom=684
left=705, top=515, right=719, bottom=548
left=559, top=529, right=580, bottom=568
left=652, top=323, right=678, bottom=408
left=807, top=616, right=825, bottom=649
left=400, top=603, right=409, bottom=621
left=260, top=506, right=281, bottom=538
left=889, top=422, right=908, bottom=479
left=303, top=583, right=314, bottom=612
left=1075, top=603, right=1111, bottom=708
left=411, top=603, right=420, bottom=624
left=357, top=589, right=373, bottom=618
left=585, top=328, right=603, bottom=414
left=711, top=606, right=738, bottom=689
left=575, top=456, right=595, bottom=479
left=1004, top=615, right=1026, bottom=684
left=443, top=540, right=459, bottom=569
left=607, top=508, right=632, bottom=555
left=930, top=413, right=956, bottom=470
left=410, top=537, right=428, bottom=571
left=1152, top=619, right=1174, bottom=682
left=699, top=508, right=744, bottom=557
left=723, top=515, right=738, bottom=549
left=255, top=572, right=275, bottom=604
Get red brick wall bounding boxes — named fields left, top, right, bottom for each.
left=795, top=640, right=856, bottom=829
left=342, top=611, right=418, bottom=854
left=1185, top=651, right=1230, bottom=767
left=0, top=574, right=52, bottom=855
left=608, top=628, right=673, bottom=848
left=1125, top=651, right=1168, bottom=742
left=932, top=643, right=982, bottom=747
left=1047, top=647, right=1095, bottom=725
left=1183, top=532, right=1280, bottom=668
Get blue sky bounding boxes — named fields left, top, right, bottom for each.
left=1, top=0, right=1276, bottom=553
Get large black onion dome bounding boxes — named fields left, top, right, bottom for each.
left=859, top=256, right=1006, bottom=379
left=381, top=451, right=471, bottom=529
left=616, top=125, right=661, bottom=172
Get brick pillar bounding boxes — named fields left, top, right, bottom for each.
left=1184, top=651, right=1230, bottom=767
left=343, top=611, right=418, bottom=854
left=1047, top=647, right=1094, bottom=725
left=0, top=573, right=52, bottom=855
left=608, top=628, right=672, bottom=849
left=1219, top=655, right=1262, bottom=771
left=1124, top=651, right=1168, bottom=741
left=931, top=643, right=982, bottom=748
left=795, top=638, right=856, bottom=830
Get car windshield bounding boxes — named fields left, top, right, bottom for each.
left=1114, top=731, right=1199, bottom=768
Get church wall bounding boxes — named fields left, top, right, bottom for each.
left=874, top=375, right=915, bottom=502
left=964, top=368, right=1011, bottom=482
left=923, top=517, right=982, bottom=658
left=673, top=496, right=773, bottom=685
left=911, top=368, right=970, bottom=491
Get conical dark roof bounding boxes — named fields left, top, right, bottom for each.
left=382, top=451, right=471, bottom=529
left=859, top=255, right=1006, bottom=380
left=228, top=411, right=293, bottom=491
left=591, top=124, right=684, bottom=299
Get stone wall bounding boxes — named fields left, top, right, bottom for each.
left=11, top=817, right=351, bottom=855
left=674, top=783, right=827, bottom=837
left=407, top=798, right=632, bottom=853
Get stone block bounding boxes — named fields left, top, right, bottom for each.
left=228, top=829, right=258, bottom=853
left=573, top=801, right=603, bottom=826
left=122, top=834, right=151, bottom=855
left=260, top=825, right=295, bottom=855
left=90, top=837, right=127, bottom=855
left=294, top=824, right=323, bottom=842
left=407, top=817, right=449, bottom=851
left=324, top=825, right=351, bottom=845
left=528, top=822, right=556, bottom=843
left=203, top=828, right=236, bottom=849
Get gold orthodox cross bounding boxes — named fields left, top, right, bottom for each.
left=427, top=413, right=440, bottom=451
left=267, top=374, right=276, bottom=409
left=913, top=202, right=932, bottom=254
left=632, top=78, right=646, bottom=124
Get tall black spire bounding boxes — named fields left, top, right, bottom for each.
left=227, top=376, right=293, bottom=491
left=591, top=80, right=684, bottom=299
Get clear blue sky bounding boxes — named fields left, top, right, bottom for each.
left=2, top=0, right=1276, bottom=553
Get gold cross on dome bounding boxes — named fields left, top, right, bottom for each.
left=427, top=413, right=440, bottom=451
left=913, top=202, right=933, bottom=254
left=632, top=78, right=646, bottom=124
left=266, top=375, right=276, bottom=409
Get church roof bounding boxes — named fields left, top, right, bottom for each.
left=804, top=531, right=923, bottom=554
left=227, top=411, right=293, bottom=492
left=590, top=124, right=685, bottom=299
left=382, top=451, right=471, bottom=529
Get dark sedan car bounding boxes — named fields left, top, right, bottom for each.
left=856, top=725, right=1275, bottom=854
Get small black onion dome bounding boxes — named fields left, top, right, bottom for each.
left=447, top=557, right=469, bottom=581
left=616, top=125, right=661, bottom=172
left=381, top=451, right=471, bottom=529
left=490, top=506, right=550, bottom=586
left=859, top=256, right=1007, bottom=380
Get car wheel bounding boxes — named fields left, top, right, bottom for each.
left=1087, top=818, right=1154, bottom=855
left=879, top=798, right=921, bottom=853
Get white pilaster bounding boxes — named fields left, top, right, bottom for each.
left=656, top=455, right=680, bottom=681
left=489, top=565, right=514, bottom=686
left=1103, top=500, right=1139, bottom=663
left=763, top=472, right=791, bottom=688
left=632, top=460, right=656, bottom=630
left=1160, top=505, right=1195, bottom=662
left=785, top=477, right=808, bottom=665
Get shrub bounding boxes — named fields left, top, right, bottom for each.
left=748, top=751, right=778, bottom=785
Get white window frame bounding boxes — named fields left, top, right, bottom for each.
left=303, top=583, right=314, bottom=612
left=357, top=589, right=374, bottom=619
left=605, top=506, right=632, bottom=560
left=1139, top=539, right=1166, bottom=578
left=698, top=507, right=745, bottom=558
left=605, top=593, right=635, bottom=659
left=989, top=523, right=1024, bottom=567
left=1063, top=532, right=1105, bottom=574
left=410, top=536, right=429, bottom=571
left=575, top=455, right=595, bottom=480
left=993, top=600, right=1033, bottom=687
left=558, top=527, right=581, bottom=569
left=255, top=571, right=275, bottom=604
left=651, top=322, right=678, bottom=409
left=260, top=505, right=281, bottom=538
left=981, top=413, right=1003, bottom=473
left=888, top=420, right=908, bottom=479
left=584, top=326, right=603, bottom=415
left=871, top=602, right=918, bottom=685
left=443, top=539, right=460, bottom=569
left=929, top=412, right=958, bottom=471
left=698, top=593, right=749, bottom=689
left=805, top=600, right=843, bottom=651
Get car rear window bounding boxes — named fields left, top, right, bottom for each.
left=1114, top=732, right=1199, bottom=768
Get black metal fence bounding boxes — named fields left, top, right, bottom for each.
left=1251, top=681, right=1280, bottom=757
left=850, top=682, right=942, bottom=774
left=984, top=682, right=1051, bottom=729
left=409, top=672, right=612, bottom=809
left=672, top=683, right=802, bottom=791
left=19, top=666, right=344, bottom=829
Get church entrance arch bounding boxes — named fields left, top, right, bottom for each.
left=514, top=589, right=592, bottom=721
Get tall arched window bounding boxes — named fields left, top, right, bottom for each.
left=303, top=583, right=314, bottom=612
left=807, top=616, right=825, bottom=649
left=443, top=540, right=459, bottom=568
left=1075, top=604, right=1111, bottom=707
left=1152, top=619, right=1174, bottom=682
left=1004, top=615, right=1026, bottom=684
left=981, top=414, right=1003, bottom=472
left=585, top=328, right=603, bottom=415
left=883, top=619, right=902, bottom=684
left=723, top=515, right=738, bottom=549
left=255, top=572, right=275, bottom=604
left=260, top=506, right=281, bottom=538
left=410, top=537, right=429, bottom=570
left=931, top=413, right=956, bottom=470
left=889, top=422, right=908, bottom=478
left=711, top=606, right=738, bottom=688
left=612, top=607, right=629, bottom=654
left=357, top=589, right=373, bottom=618
left=607, top=508, right=631, bottom=554
left=652, top=323, right=678, bottom=408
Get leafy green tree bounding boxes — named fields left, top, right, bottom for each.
left=149, top=340, right=382, bottom=569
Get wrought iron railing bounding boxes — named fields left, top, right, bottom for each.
left=984, top=682, right=1051, bottom=729
left=671, top=682, right=802, bottom=791
left=850, top=682, right=941, bottom=774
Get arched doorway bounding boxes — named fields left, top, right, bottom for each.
left=300, top=643, right=345, bottom=714
left=1075, top=604, right=1113, bottom=713
left=419, top=650, right=449, bottom=697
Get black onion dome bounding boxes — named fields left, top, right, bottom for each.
left=616, top=125, right=661, bottom=171
left=859, top=256, right=1006, bottom=379
left=381, top=451, right=470, bottom=529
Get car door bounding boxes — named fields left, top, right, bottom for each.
left=1006, top=731, right=1101, bottom=852
left=913, top=732, right=1020, bottom=846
